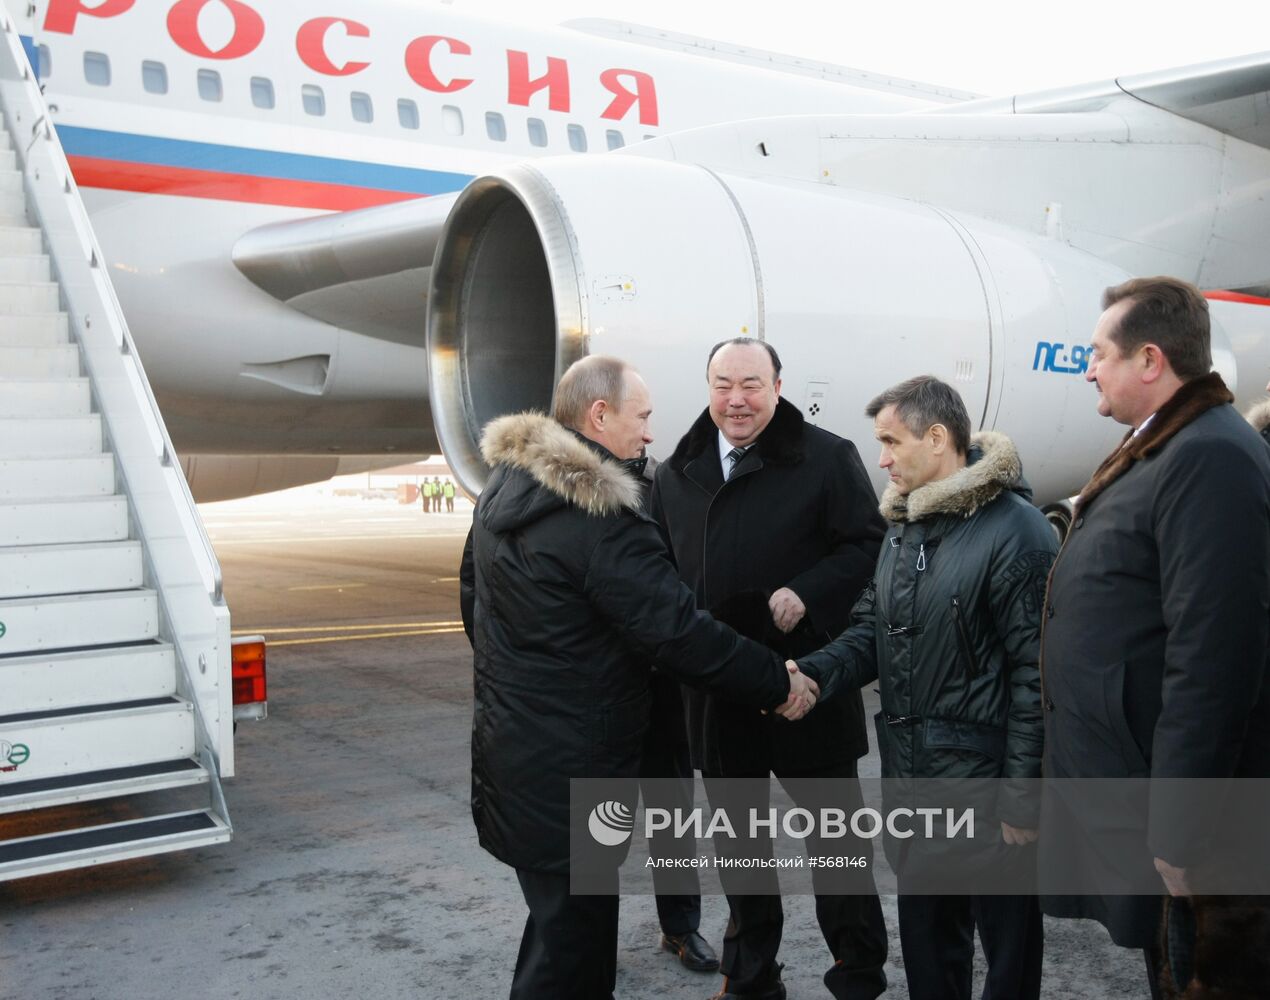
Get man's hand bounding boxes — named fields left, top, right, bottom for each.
left=775, top=660, right=819, bottom=721
left=1001, top=822, right=1038, bottom=846
left=769, top=588, right=807, bottom=634
left=1155, top=857, right=1191, bottom=897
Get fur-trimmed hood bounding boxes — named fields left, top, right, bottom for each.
left=879, top=431, right=1024, bottom=524
left=1076, top=372, right=1233, bottom=515
left=479, top=412, right=642, bottom=520
left=1246, top=399, right=1270, bottom=436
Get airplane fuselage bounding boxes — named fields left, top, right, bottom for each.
left=24, top=1, right=934, bottom=466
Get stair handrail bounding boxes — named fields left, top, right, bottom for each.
left=0, top=13, right=234, bottom=781
left=0, top=15, right=223, bottom=605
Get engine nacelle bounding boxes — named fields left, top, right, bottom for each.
left=426, top=154, right=1236, bottom=501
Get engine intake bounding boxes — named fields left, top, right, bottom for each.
left=427, top=152, right=1148, bottom=503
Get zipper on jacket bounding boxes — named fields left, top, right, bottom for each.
left=951, top=596, right=983, bottom=680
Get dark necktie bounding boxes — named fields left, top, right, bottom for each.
left=726, top=447, right=747, bottom=479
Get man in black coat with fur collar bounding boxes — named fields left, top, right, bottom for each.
left=651, top=338, right=888, bottom=1000
left=462, top=355, right=820, bottom=1000
left=1040, top=277, right=1270, bottom=1000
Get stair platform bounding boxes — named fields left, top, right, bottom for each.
left=0, top=758, right=208, bottom=814
left=0, top=809, right=230, bottom=881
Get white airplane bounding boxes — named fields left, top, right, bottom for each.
left=14, top=1, right=1270, bottom=516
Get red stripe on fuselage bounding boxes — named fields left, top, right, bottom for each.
left=1204, top=290, right=1270, bottom=307
left=67, top=156, right=425, bottom=211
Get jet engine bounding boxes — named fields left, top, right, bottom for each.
left=426, top=154, right=1232, bottom=503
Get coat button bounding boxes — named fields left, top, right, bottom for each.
left=1044, top=697, right=1055, bottom=712
left=1046, top=604, right=1055, bottom=619
left=1074, top=517, right=1084, bottom=529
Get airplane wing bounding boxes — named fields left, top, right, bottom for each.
left=943, top=50, right=1270, bottom=150
left=1118, top=52, right=1270, bottom=149
left=231, top=192, right=458, bottom=347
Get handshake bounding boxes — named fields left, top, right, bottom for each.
left=774, top=660, right=819, bottom=721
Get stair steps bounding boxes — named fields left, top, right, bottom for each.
left=0, top=810, right=230, bottom=881
left=0, top=45, right=232, bottom=883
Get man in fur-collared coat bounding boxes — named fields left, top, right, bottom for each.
left=460, top=356, right=816, bottom=1000
left=651, top=339, right=887, bottom=1000
left=1039, top=277, right=1270, bottom=1000
left=797, top=375, right=1055, bottom=1000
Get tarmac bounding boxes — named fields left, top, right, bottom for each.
left=0, top=488, right=1145, bottom=999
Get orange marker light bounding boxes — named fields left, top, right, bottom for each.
left=231, top=636, right=267, bottom=708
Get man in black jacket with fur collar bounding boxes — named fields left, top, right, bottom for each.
left=651, top=338, right=887, bottom=1000
left=461, top=355, right=819, bottom=1000
left=797, top=376, right=1055, bottom=1000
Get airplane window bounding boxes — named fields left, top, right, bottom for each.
left=251, top=77, right=274, bottom=110
left=527, top=118, right=548, bottom=148
left=37, top=44, right=50, bottom=78
left=83, top=52, right=110, bottom=87
left=442, top=105, right=464, bottom=136
left=398, top=99, right=420, bottom=130
left=644, top=134, right=657, bottom=142
left=198, top=69, right=222, bottom=103
left=142, top=61, right=167, bottom=95
left=351, top=92, right=373, bottom=124
left=568, top=124, right=587, bottom=153
left=302, top=84, right=325, bottom=117
left=485, top=112, right=506, bottom=142
left=605, top=130, right=625, bottom=151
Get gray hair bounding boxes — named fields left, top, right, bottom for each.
left=865, top=375, right=972, bottom=455
left=552, top=356, right=635, bottom=430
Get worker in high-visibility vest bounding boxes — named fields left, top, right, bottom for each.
left=443, top=479, right=457, bottom=513
left=421, top=479, right=434, bottom=513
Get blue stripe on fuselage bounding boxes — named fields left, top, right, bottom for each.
left=57, top=126, right=473, bottom=197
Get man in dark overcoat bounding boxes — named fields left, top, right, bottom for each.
left=1039, top=277, right=1270, bottom=1000
left=461, top=355, right=818, bottom=1000
left=651, top=338, right=887, bottom=1000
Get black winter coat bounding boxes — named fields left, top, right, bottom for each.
left=798, top=432, right=1055, bottom=847
left=460, top=413, right=791, bottom=874
left=650, top=399, right=884, bottom=775
left=1041, top=375, right=1270, bottom=947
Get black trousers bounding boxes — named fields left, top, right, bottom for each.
left=511, top=870, right=619, bottom=1000
left=703, top=762, right=888, bottom=998
left=640, top=671, right=701, bottom=936
left=897, top=893, right=1043, bottom=1000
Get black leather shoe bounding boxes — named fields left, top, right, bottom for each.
left=660, top=930, right=720, bottom=972
left=706, top=965, right=786, bottom=999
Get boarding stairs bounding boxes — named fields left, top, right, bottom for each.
left=0, top=13, right=234, bottom=880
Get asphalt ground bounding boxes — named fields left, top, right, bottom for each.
left=0, top=488, right=1145, bottom=999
